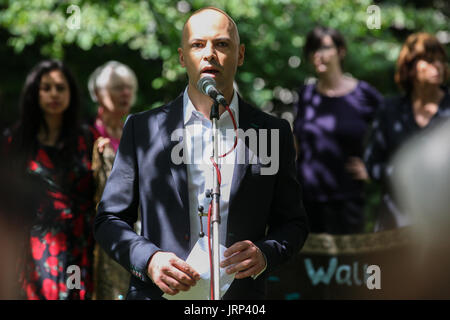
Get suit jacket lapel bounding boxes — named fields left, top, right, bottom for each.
left=229, top=97, right=259, bottom=211
left=157, top=94, right=190, bottom=215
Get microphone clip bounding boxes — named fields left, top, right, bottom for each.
left=198, top=205, right=207, bottom=238
left=210, top=100, right=220, bottom=121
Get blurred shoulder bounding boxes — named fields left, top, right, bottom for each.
left=125, top=93, right=184, bottom=125
left=357, top=80, right=383, bottom=101
left=296, top=82, right=316, bottom=98
left=373, top=94, right=408, bottom=124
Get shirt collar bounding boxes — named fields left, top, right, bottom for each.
left=183, top=86, right=239, bottom=126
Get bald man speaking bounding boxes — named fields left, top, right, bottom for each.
left=94, top=7, right=309, bottom=300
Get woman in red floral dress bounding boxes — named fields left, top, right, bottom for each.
left=3, top=60, right=98, bottom=300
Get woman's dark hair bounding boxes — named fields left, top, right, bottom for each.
left=10, top=59, right=81, bottom=170
left=303, top=26, right=347, bottom=63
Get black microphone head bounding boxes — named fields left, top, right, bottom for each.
left=197, top=76, right=216, bottom=96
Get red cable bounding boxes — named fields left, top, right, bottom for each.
left=210, top=158, right=222, bottom=185
left=207, top=202, right=213, bottom=300
left=208, top=104, right=237, bottom=186
left=218, top=106, right=238, bottom=158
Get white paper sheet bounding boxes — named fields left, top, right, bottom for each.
left=163, top=237, right=235, bottom=300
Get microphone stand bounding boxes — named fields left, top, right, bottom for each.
left=209, top=99, right=221, bottom=300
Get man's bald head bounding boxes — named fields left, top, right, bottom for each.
left=177, top=6, right=245, bottom=105
left=181, top=7, right=240, bottom=47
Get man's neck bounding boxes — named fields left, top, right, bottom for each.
left=187, top=84, right=232, bottom=120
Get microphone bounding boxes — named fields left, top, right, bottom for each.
left=197, top=76, right=228, bottom=107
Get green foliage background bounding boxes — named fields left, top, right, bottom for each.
left=0, top=0, right=448, bottom=232
left=1, top=0, right=448, bottom=123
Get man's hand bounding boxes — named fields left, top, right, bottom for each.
left=220, top=240, right=266, bottom=279
left=147, top=251, right=200, bottom=296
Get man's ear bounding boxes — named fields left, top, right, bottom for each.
left=238, top=44, right=245, bottom=67
left=178, top=48, right=185, bottom=67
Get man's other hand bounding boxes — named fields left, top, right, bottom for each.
left=220, top=240, right=266, bottom=279
left=147, top=251, right=200, bottom=296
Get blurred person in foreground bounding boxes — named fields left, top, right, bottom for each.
left=293, top=26, right=382, bottom=234
left=2, top=60, right=96, bottom=299
left=0, top=159, right=42, bottom=299
left=390, top=119, right=450, bottom=298
left=364, top=32, right=450, bottom=231
left=87, top=60, right=139, bottom=300
left=94, top=7, right=309, bottom=299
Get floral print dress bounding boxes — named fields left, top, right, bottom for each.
left=14, top=133, right=97, bottom=300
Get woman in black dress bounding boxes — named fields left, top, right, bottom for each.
left=364, top=32, right=450, bottom=231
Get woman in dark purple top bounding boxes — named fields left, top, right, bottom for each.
left=364, top=33, right=450, bottom=231
left=293, top=26, right=382, bottom=234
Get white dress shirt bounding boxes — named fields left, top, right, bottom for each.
left=183, top=87, right=239, bottom=249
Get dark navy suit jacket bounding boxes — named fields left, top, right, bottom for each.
left=94, top=93, right=309, bottom=299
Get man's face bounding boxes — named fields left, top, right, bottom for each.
left=178, top=9, right=245, bottom=96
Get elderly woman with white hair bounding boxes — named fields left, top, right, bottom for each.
left=88, top=61, right=139, bottom=300
left=89, top=60, right=138, bottom=152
